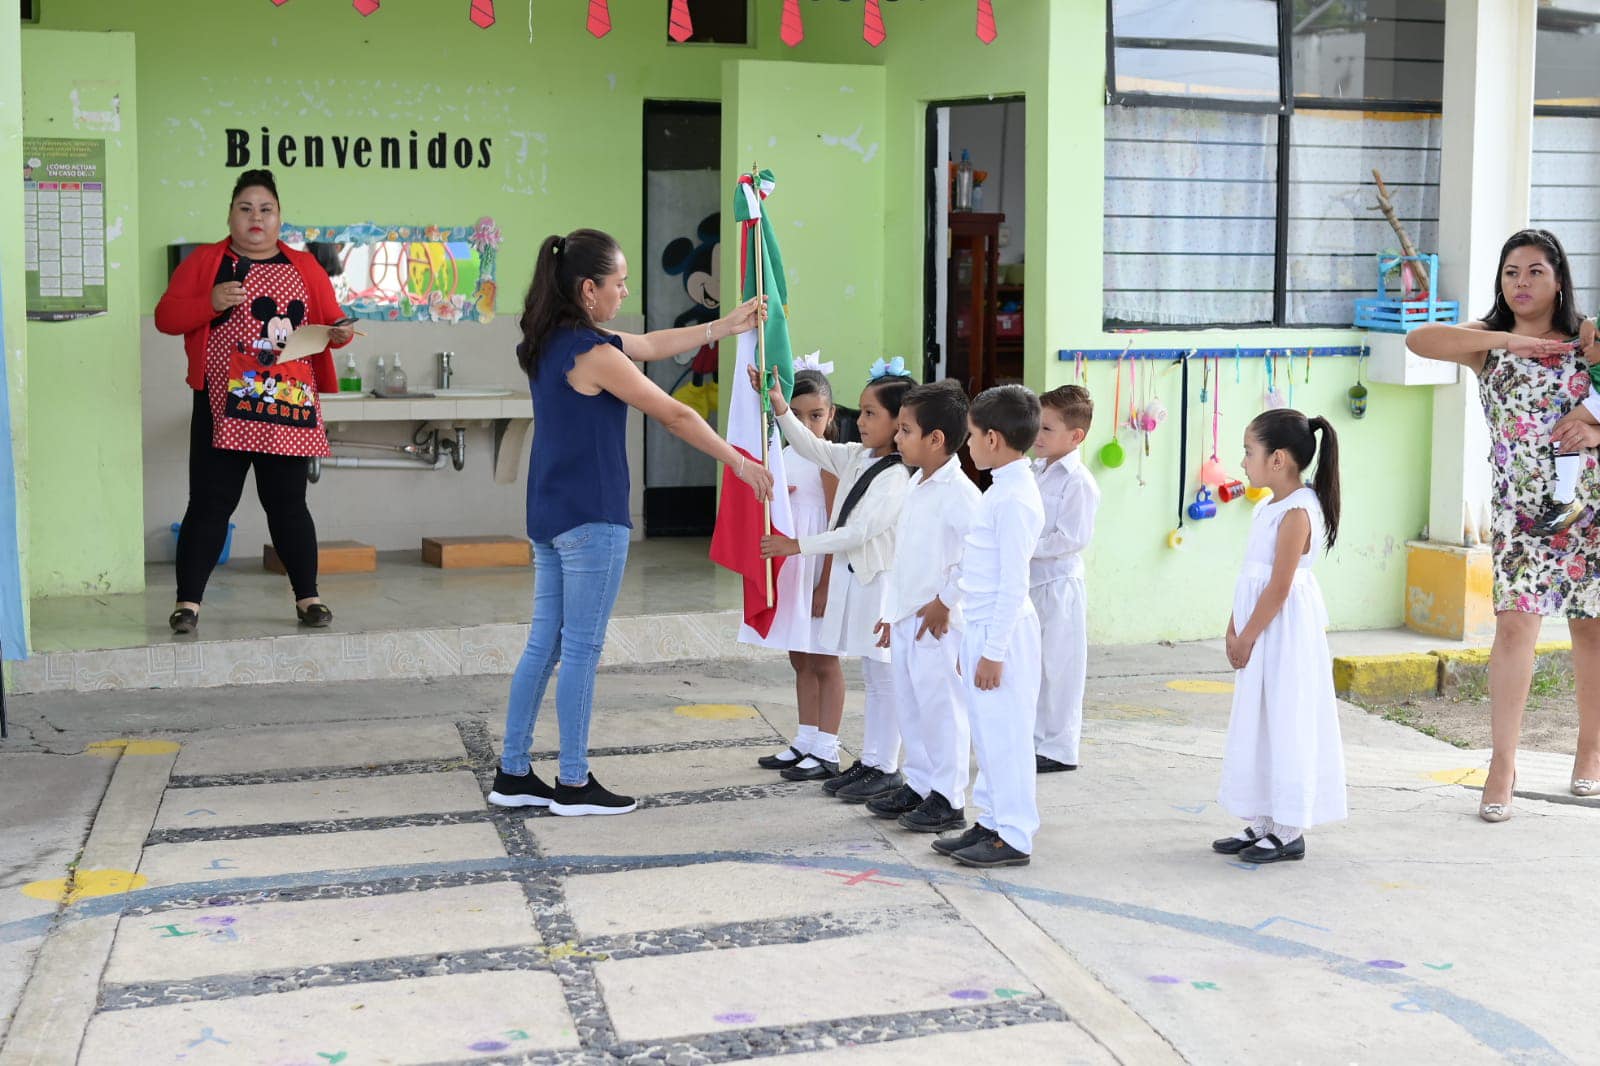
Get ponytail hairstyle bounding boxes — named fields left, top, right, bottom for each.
left=863, top=373, right=916, bottom=418
left=1247, top=408, right=1342, bottom=551
left=791, top=369, right=838, bottom=441
left=516, top=228, right=621, bottom=377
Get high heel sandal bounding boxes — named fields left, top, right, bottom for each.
left=1572, top=778, right=1599, bottom=798
left=1479, top=773, right=1516, bottom=823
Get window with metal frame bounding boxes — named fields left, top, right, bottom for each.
left=1104, top=0, right=1447, bottom=329
left=1531, top=114, right=1600, bottom=320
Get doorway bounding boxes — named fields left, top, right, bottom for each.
left=642, top=101, right=722, bottom=536
left=924, top=98, right=1026, bottom=396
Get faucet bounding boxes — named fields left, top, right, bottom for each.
left=438, top=351, right=454, bottom=390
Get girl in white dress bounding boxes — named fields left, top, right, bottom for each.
left=1214, top=408, right=1347, bottom=864
left=745, top=369, right=846, bottom=778
left=755, top=361, right=916, bottom=802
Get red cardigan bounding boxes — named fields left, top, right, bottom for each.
left=155, top=238, right=346, bottom=393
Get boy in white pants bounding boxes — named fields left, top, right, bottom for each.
left=933, top=385, right=1046, bottom=869
left=1031, top=385, right=1100, bottom=772
left=870, top=380, right=982, bottom=833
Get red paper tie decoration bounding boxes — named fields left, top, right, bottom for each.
left=668, top=0, right=694, bottom=41
left=780, top=0, right=804, bottom=47
left=469, top=0, right=495, bottom=28
left=976, top=0, right=996, bottom=43
left=862, top=0, right=885, bottom=47
left=586, top=0, right=611, bottom=37
left=269, top=0, right=289, bottom=6
left=352, top=0, right=379, bottom=15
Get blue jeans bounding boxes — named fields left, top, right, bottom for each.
left=500, top=522, right=630, bottom=784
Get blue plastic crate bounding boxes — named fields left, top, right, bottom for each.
left=170, top=521, right=236, bottom=565
left=1352, top=253, right=1458, bottom=333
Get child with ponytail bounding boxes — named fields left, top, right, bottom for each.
left=1212, top=409, right=1347, bottom=864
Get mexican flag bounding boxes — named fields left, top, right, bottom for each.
left=709, top=169, right=795, bottom=637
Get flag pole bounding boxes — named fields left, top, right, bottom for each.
left=751, top=163, right=774, bottom=608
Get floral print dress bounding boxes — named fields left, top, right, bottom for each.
left=1479, top=344, right=1600, bottom=617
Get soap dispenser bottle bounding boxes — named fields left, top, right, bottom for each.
left=340, top=352, right=362, bottom=393
left=386, top=354, right=409, bottom=395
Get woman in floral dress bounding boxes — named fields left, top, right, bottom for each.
left=1412, top=229, right=1600, bottom=820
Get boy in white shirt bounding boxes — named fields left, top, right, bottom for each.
left=870, top=380, right=982, bottom=832
left=1031, top=385, right=1101, bottom=773
left=933, top=385, right=1046, bottom=869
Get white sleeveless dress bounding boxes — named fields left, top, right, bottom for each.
left=1217, top=486, right=1348, bottom=828
left=738, top=446, right=835, bottom=654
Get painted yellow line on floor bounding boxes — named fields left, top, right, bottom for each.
left=1425, top=767, right=1488, bottom=787
left=673, top=704, right=759, bottom=720
left=85, top=739, right=181, bottom=756
left=20, top=869, right=149, bottom=904
left=1165, top=679, right=1234, bottom=695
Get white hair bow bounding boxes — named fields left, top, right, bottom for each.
left=793, top=351, right=834, bottom=375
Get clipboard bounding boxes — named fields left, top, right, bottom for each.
left=272, top=318, right=364, bottom=365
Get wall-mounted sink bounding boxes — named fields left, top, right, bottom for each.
left=429, top=387, right=516, bottom=398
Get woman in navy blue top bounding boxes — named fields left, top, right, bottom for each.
left=489, top=228, right=774, bottom=817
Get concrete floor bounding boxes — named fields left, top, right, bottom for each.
left=2, top=648, right=1595, bottom=1065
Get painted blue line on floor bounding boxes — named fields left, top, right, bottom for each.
left=3, top=849, right=1569, bottom=1066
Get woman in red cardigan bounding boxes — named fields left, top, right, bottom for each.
left=155, top=169, right=353, bottom=633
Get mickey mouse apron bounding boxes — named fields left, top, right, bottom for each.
left=205, top=253, right=331, bottom=458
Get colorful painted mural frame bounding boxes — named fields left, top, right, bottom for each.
left=279, top=216, right=501, bottom=324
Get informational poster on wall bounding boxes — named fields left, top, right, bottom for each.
left=21, top=137, right=108, bottom=320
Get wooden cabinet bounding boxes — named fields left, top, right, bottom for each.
left=946, top=211, right=1022, bottom=395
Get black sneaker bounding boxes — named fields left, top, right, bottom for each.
left=1533, top=498, right=1586, bottom=536
left=549, top=773, right=636, bottom=817
left=758, top=745, right=805, bottom=770
left=951, top=836, right=1031, bottom=868
left=780, top=757, right=840, bottom=782
left=899, top=791, right=966, bottom=833
left=835, top=768, right=904, bottom=804
left=1036, top=754, right=1077, bottom=773
left=932, top=823, right=997, bottom=856
left=865, top=783, right=923, bottom=819
left=821, top=759, right=869, bottom=796
left=487, top=768, right=554, bottom=808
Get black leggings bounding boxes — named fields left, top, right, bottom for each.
left=176, top=389, right=319, bottom=603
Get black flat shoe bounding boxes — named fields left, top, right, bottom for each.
left=1036, top=755, right=1077, bottom=773
left=1235, top=833, right=1305, bottom=864
left=169, top=608, right=198, bottom=635
left=296, top=603, right=333, bottom=627
left=779, top=757, right=840, bottom=782
left=758, top=746, right=805, bottom=770
left=1211, top=827, right=1264, bottom=855
left=951, top=836, right=1031, bottom=868
left=899, top=791, right=965, bottom=833
left=822, top=760, right=868, bottom=796
left=932, top=823, right=997, bottom=856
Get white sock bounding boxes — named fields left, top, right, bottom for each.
left=795, top=725, right=819, bottom=753
left=812, top=731, right=840, bottom=763
left=1234, top=815, right=1271, bottom=841
left=1269, top=820, right=1303, bottom=844
left=791, top=755, right=821, bottom=770
left=1554, top=446, right=1580, bottom=505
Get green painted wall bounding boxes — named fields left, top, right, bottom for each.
left=719, top=60, right=887, bottom=398
left=16, top=0, right=1433, bottom=640
left=1, top=16, right=30, bottom=641
left=20, top=30, right=144, bottom=596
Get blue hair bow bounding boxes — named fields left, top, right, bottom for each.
left=868, top=356, right=908, bottom=381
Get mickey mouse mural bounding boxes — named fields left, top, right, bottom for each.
left=659, top=212, right=720, bottom=421
left=224, top=294, right=319, bottom=427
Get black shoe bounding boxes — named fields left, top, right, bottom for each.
left=549, top=773, right=636, bottom=817
left=1533, top=498, right=1586, bottom=536
left=487, top=768, right=554, bottom=809
left=821, top=760, right=869, bottom=796
left=951, top=836, right=1031, bottom=868
left=1036, top=754, right=1077, bottom=773
left=899, top=791, right=966, bottom=833
left=1210, top=826, right=1264, bottom=855
left=780, top=757, right=840, bottom=782
left=169, top=608, right=198, bottom=635
left=866, top=783, right=923, bottom=819
left=835, top=768, right=904, bottom=804
left=932, top=823, right=997, bottom=856
left=296, top=602, right=333, bottom=627
left=1235, top=833, right=1305, bottom=864
left=758, top=745, right=805, bottom=770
